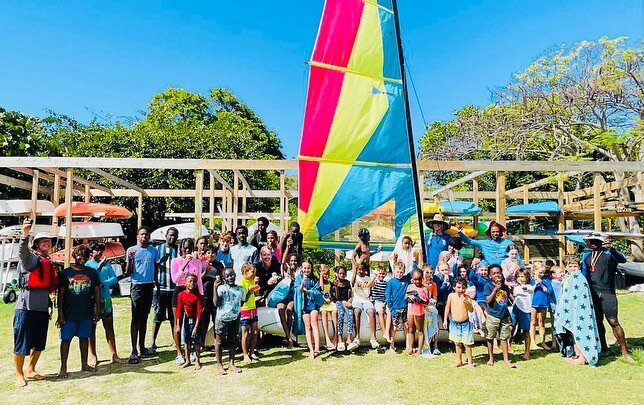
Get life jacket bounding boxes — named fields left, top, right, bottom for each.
left=27, top=256, right=58, bottom=293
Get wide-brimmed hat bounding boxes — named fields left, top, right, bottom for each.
left=426, top=213, right=450, bottom=231
left=485, top=221, right=507, bottom=238
left=31, top=232, right=58, bottom=250
left=583, top=232, right=609, bottom=244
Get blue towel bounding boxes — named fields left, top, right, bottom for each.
left=554, top=270, right=601, bottom=366
left=293, top=273, right=305, bottom=336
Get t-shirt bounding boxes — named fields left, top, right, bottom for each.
left=216, top=283, right=245, bottom=322
left=459, top=233, right=518, bottom=265
left=408, top=287, right=429, bottom=316
left=426, top=233, right=451, bottom=269
left=175, top=289, right=204, bottom=320
left=240, top=277, right=257, bottom=311
left=156, top=244, right=178, bottom=292
left=434, top=274, right=454, bottom=303
left=581, top=249, right=627, bottom=293
left=60, top=266, right=100, bottom=321
left=127, top=245, right=159, bottom=285
left=423, top=280, right=438, bottom=300
left=332, top=279, right=352, bottom=302
left=255, top=259, right=281, bottom=298
left=353, top=274, right=372, bottom=303
left=230, top=243, right=258, bottom=280
left=215, top=249, right=232, bottom=268
left=512, top=284, right=534, bottom=313
left=371, top=279, right=387, bottom=302
left=170, top=257, right=204, bottom=295
left=385, top=274, right=412, bottom=311
left=468, top=271, right=493, bottom=303
left=249, top=231, right=267, bottom=251
left=483, top=283, right=511, bottom=319
left=85, top=259, right=117, bottom=299
left=531, top=278, right=553, bottom=308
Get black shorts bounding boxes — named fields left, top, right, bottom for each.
left=591, top=290, right=618, bottom=320
left=215, top=317, right=239, bottom=343
left=131, top=284, right=154, bottom=323
left=172, top=285, right=186, bottom=308
left=392, top=308, right=408, bottom=326
left=13, top=309, right=49, bottom=356
left=153, top=290, right=174, bottom=323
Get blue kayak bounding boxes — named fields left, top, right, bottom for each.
left=439, top=201, right=482, bottom=216
left=506, top=201, right=561, bottom=216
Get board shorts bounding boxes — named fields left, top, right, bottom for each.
left=182, top=316, right=204, bottom=346
left=353, top=300, right=374, bottom=311
left=374, top=300, right=386, bottom=313
left=13, top=309, right=49, bottom=355
left=485, top=314, right=512, bottom=340
left=239, top=308, right=258, bottom=327
left=392, top=308, right=408, bottom=327
left=153, top=290, right=173, bottom=323
left=591, top=290, right=618, bottom=321
left=130, top=283, right=154, bottom=323
left=101, top=296, right=114, bottom=319
left=60, top=318, right=93, bottom=340
left=512, top=306, right=531, bottom=333
left=215, top=316, right=240, bottom=342
left=449, top=318, right=474, bottom=346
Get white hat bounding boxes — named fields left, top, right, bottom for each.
left=583, top=232, right=609, bottom=244
left=31, top=232, right=58, bottom=250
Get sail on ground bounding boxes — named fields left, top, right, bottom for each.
left=298, top=0, right=424, bottom=248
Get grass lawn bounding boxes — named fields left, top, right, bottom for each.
left=1, top=293, right=643, bottom=404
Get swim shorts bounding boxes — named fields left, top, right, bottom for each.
left=449, top=318, right=474, bottom=346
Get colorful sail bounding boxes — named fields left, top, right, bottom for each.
left=298, top=0, right=424, bottom=248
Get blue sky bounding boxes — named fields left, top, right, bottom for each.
left=0, top=0, right=641, bottom=158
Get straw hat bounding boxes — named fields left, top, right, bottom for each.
left=485, top=221, right=507, bottom=238
left=426, top=213, right=449, bottom=231
left=31, top=232, right=58, bottom=250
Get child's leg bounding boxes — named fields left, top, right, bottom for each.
left=311, top=310, right=320, bottom=353
left=228, top=321, right=241, bottom=373
left=335, top=303, right=345, bottom=344
left=250, top=322, right=259, bottom=358
left=194, top=342, right=201, bottom=370
left=501, top=339, right=514, bottom=367
left=58, top=339, right=71, bottom=378
left=89, top=322, right=98, bottom=367
left=215, top=333, right=226, bottom=374
left=353, top=307, right=362, bottom=341
left=523, top=331, right=530, bottom=360
left=382, top=308, right=391, bottom=342
left=486, top=339, right=494, bottom=365
left=465, top=345, right=474, bottom=369
left=79, top=338, right=94, bottom=371
left=345, top=307, right=355, bottom=343
left=321, top=311, right=333, bottom=347
left=452, top=343, right=463, bottom=367
left=303, top=314, right=314, bottom=359
left=277, top=303, right=289, bottom=342
left=331, top=310, right=338, bottom=345
left=538, top=309, right=549, bottom=348
left=549, top=310, right=557, bottom=349
left=529, top=308, right=538, bottom=349
left=286, top=302, right=294, bottom=345
left=173, top=312, right=182, bottom=357
left=182, top=341, right=192, bottom=368
left=415, top=315, right=425, bottom=353
left=102, top=316, right=125, bottom=363
left=405, top=315, right=415, bottom=354
left=367, top=308, right=377, bottom=340
left=241, top=325, right=251, bottom=362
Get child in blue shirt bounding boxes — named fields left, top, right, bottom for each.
left=469, top=261, right=493, bottom=307
left=385, top=262, right=412, bottom=353
left=530, top=263, right=554, bottom=350
left=483, top=264, right=515, bottom=368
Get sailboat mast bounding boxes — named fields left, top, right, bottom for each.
left=391, top=0, right=427, bottom=261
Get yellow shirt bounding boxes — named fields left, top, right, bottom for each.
left=240, top=277, right=256, bottom=311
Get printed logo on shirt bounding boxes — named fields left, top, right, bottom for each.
left=495, top=289, right=507, bottom=303
left=68, top=274, right=92, bottom=295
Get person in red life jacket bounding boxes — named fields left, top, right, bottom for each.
left=13, top=218, right=58, bottom=387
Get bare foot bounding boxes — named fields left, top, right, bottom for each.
left=403, top=349, right=413, bottom=356
left=530, top=344, right=540, bottom=350
left=468, top=363, right=476, bottom=370
left=243, top=356, right=253, bottom=364
left=81, top=365, right=96, bottom=372
left=58, top=370, right=68, bottom=379
left=88, top=355, right=98, bottom=368
left=217, top=364, right=227, bottom=375
left=507, top=346, right=514, bottom=354
left=15, top=376, right=27, bottom=387
left=229, top=364, right=242, bottom=373
left=181, top=361, right=192, bottom=369
left=111, top=355, right=127, bottom=364
left=288, top=340, right=294, bottom=349
left=540, top=343, right=551, bottom=350
left=622, top=354, right=636, bottom=364
left=308, top=352, right=315, bottom=360
left=522, top=353, right=530, bottom=360
left=25, top=371, right=45, bottom=380
left=383, top=334, right=391, bottom=343
left=195, top=361, right=202, bottom=370
left=504, top=360, right=516, bottom=368
left=567, top=356, right=586, bottom=366
left=451, top=361, right=463, bottom=368
left=487, top=359, right=494, bottom=366
left=387, top=348, right=397, bottom=355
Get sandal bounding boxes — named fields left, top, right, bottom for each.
left=128, top=355, right=140, bottom=365
left=326, top=344, right=336, bottom=351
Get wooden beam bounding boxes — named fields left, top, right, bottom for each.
left=209, top=172, right=215, bottom=230
left=38, top=167, right=112, bottom=195
left=9, top=167, right=80, bottom=191
left=195, top=170, right=204, bottom=237
left=569, top=175, right=644, bottom=199
left=522, top=184, right=530, bottom=262
left=52, top=174, right=61, bottom=235
left=496, top=171, right=506, bottom=225
left=137, top=194, right=143, bottom=229
left=166, top=212, right=291, bottom=221
left=472, top=177, right=479, bottom=258
left=233, top=169, right=255, bottom=197
left=89, top=189, right=288, bottom=198
left=558, top=178, right=566, bottom=266
left=241, top=180, right=247, bottom=226
left=506, top=172, right=581, bottom=194
left=64, top=169, right=73, bottom=268
left=232, top=171, right=239, bottom=228
left=30, top=169, right=39, bottom=223
left=86, top=168, right=142, bottom=196
left=593, top=172, right=602, bottom=232
left=0, top=157, right=640, bottom=172
left=207, top=169, right=233, bottom=193
left=430, top=171, right=487, bottom=196
left=0, top=173, right=52, bottom=195
left=280, top=170, right=286, bottom=233
left=84, top=184, right=91, bottom=202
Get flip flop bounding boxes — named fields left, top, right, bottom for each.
left=128, top=355, right=140, bottom=365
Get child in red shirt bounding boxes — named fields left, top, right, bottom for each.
left=174, top=274, right=204, bottom=369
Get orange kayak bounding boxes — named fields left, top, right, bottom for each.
left=54, top=202, right=133, bottom=219
left=51, top=241, right=126, bottom=264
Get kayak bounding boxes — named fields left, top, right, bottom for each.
left=506, top=201, right=560, bottom=216
left=151, top=222, right=210, bottom=242
left=50, top=241, right=125, bottom=263
left=440, top=201, right=482, bottom=216
left=0, top=200, right=55, bottom=216
left=53, top=202, right=133, bottom=219
left=58, top=222, right=125, bottom=239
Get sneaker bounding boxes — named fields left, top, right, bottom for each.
left=432, top=348, right=442, bottom=356
left=347, top=342, right=359, bottom=351
left=370, top=338, right=379, bottom=349
left=190, top=353, right=197, bottom=363
left=353, top=337, right=360, bottom=345
left=420, top=352, right=437, bottom=360
left=174, top=355, right=185, bottom=365
left=337, top=342, right=346, bottom=351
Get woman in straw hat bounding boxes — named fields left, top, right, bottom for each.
left=425, top=213, right=451, bottom=269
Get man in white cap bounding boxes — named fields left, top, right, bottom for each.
left=581, top=233, right=634, bottom=363
left=425, top=213, right=451, bottom=269
left=13, top=218, right=58, bottom=387
left=458, top=221, right=517, bottom=265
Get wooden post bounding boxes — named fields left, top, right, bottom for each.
left=241, top=181, right=248, bottom=226
left=496, top=171, right=506, bottom=225
left=593, top=172, right=602, bottom=232
left=52, top=174, right=61, bottom=235
left=522, top=184, right=530, bottom=263
left=84, top=184, right=91, bottom=202
left=221, top=183, right=227, bottom=233
left=232, top=171, right=239, bottom=228
left=64, top=169, right=73, bottom=268
left=226, top=189, right=233, bottom=231
left=334, top=229, right=341, bottom=266
left=280, top=170, right=286, bottom=233
left=558, top=177, right=566, bottom=265
left=30, top=169, right=39, bottom=223
left=565, top=193, right=575, bottom=255
left=195, top=170, right=204, bottom=239
left=472, top=177, right=480, bottom=258
left=137, top=193, right=143, bottom=229
left=209, top=172, right=215, bottom=230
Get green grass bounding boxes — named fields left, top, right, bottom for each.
left=1, top=293, right=643, bottom=404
